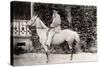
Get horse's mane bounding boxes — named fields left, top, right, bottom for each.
left=37, top=17, right=49, bottom=30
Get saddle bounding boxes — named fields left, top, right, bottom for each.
left=47, top=28, right=60, bottom=36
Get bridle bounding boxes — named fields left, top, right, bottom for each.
left=28, top=16, right=46, bottom=29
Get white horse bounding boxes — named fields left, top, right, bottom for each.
left=27, top=16, right=81, bottom=63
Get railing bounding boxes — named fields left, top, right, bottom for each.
left=12, top=20, right=31, bottom=37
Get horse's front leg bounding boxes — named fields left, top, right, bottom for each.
left=46, top=51, right=50, bottom=63
left=42, top=44, right=50, bottom=63
left=40, top=35, right=50, bottom=63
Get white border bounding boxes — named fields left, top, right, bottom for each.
left=0, top=0, right=99, bottom=67
left=15, top=0, right=97, bottom=6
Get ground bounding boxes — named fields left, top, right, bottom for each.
left=14, top=52, right=97, bottom=66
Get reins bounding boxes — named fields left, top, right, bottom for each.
left=36, top=27, right=46, bottom=29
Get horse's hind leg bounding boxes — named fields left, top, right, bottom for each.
left=67, top=41, right=74, bottom=60
left=70, top=39, right=79, bottom=60
left=70, top=44, right=75, bottom=60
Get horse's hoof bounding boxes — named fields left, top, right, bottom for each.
left=46, top=60, right=48, bottom=63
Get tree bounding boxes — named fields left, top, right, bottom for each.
left=65, top=6, right=72, bottom=28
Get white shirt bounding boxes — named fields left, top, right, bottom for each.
left=50, top=13, right=61, bottom=27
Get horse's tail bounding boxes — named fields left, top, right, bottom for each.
left=74, top=32, right=81, bottom=53
left=75, top=32, right=80, bottom=42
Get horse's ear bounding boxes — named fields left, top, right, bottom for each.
left=36, top=15, right=38, bottom=17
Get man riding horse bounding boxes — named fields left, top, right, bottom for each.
left=27, top=10, right=80, bottom=62
left=46, top=8, right=61, bottom=48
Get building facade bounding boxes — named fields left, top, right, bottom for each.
left=12, top=20, right=33, bottom=52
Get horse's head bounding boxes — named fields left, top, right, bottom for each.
left=27, top=15, right=38, bottom=27
left=27, top=15, right=49, bottom=30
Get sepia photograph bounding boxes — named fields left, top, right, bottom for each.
left=10, top=1, right=97, bottom=66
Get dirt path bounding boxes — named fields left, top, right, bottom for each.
left=14, top=53, right=97, bottom=66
